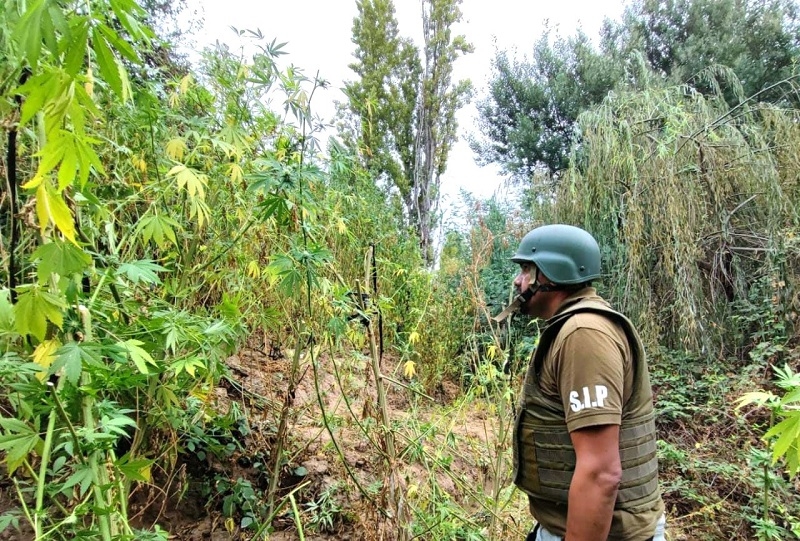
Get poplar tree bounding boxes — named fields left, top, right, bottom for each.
left=344, top=0, right=472, bottom=264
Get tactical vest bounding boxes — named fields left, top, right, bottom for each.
left=513, top=299, right=660, bottom=512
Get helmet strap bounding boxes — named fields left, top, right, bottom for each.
left=531, top=268, right=581, bottom=295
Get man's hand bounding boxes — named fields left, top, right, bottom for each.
left=565, top=424, right=621, bottom=541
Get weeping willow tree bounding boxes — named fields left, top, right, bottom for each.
left=550, top=73, right=800, bottom=354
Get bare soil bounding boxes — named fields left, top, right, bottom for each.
left=127, top=339, right=509, bottom=540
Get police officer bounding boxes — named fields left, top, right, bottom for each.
left=506, top=224, right=666, bottom=541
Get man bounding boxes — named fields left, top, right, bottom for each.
left=503, top=224, right=666, bottom=541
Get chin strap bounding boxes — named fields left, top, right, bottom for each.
left=492, top=280, right=579, bottom=323
left=492, top=284, right=537, bottom=323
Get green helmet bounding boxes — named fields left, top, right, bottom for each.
left=511, top=224, right=601, bottom=284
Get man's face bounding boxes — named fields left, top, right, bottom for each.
left=513, top=263, right=554, bottom=318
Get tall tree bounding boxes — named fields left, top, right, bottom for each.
left=608, top=0, right=800, bottom=101
left=473, top=0, right=800, bottom=183
left=472, top=29, right=623, bottom=182
left=343, top=0, right=472, bottom=264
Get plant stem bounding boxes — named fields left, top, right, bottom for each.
left=363, top=246, right=405, bottom=538
left=764, top=409, right=774, bottom=523
left=289, top=493, right=305, bottom=541
left=77, top=306, right=114, bottom=541
left=34, top=396, right=57, bottom=538
left=266, top=334, right=303, bottom=519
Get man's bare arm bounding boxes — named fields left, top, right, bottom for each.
left=565, top=424, right=622, bottom=541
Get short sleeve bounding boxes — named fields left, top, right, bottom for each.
left=552, top=326, right=625, bottom=431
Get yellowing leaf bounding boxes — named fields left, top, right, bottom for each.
left=226, top=162, right=243, bottom=183
left=115, top=455, right=153, bottom=483
left=337, top=218, right=347, bottom=234
left=32, top=339, right=61, bottom=381
left=246, top=260, right=261, bottom=278
left=35, top=183, right=77, bottom=244
left=167, top=164, right=207, bottom=199
left=487, top=344, right=498, bottom=360
left=84, top=66, right=94, bottom=97
left=22, top=174, right=44, bottom=190
left=165, top=138, right=187, bottom=161
left=403, top=360, right=416, bottom=379
left=131, top=154, right=147, bottom=173
left=190, top=197, right=211, bottom=229
left=179, top=74, right=193, bottom=94
left=409, top=331, right=420, bottom=345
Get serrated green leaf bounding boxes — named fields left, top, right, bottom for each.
left=40, top=3, right=57, bottom=54
left=14, top=0, right=45, bottom=69
left=34, top=133, right=68, bottom=179
left=63, top=17, right=90, bottom=75
left=114, top=454, right=153, bottom=482
left=57, top=141, right=79, bottom=189
left=137, top=215, right=181, bottom=249
left=100, top=414, right=137, bottom=436
left=73, top=82, right=101, bottom=118
left=255, top=193, right=290, bottom=224
left=116, top=339, right=156, bottom=374
left=171, top=356, right=206, bottom=377
left=50, top=342, right=103, bottom=385
left=766, top=413, right=800, bottom=467
left=39, top=290, right=66, bottom=329
left=91, top=27, right=123, bottom=99
left=14, top=286, right=66, bottom=341
left=97, top=24, right=139, bottom=64
left=0, top=418, right=42, bottom=474
left=32, top=240, right=91, bottom=284
left=108, top=0, right=149, bottom=41
left=116, top=259, right=168, bottom=285
left=18, top=73, right=58, bottom=126
left=13, top=293, right=46, bottom=342
left=0, top=289, right=14, bottom=334
left=63, top=463, right=95, bottom=497
left=781, top=387, right=800, bottom=406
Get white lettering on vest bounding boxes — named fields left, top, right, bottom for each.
left=569, top=385, right=609, bottom=412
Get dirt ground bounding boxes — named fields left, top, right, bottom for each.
left=126, top=339, right=512, bottom=541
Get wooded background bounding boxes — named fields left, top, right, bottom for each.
left=0, top=0, right=798, bottom=539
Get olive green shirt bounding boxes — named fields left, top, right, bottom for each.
left=529, top=288, right=664, bottom=540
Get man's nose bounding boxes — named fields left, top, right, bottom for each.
left=513, top=273, right=523, bottom=287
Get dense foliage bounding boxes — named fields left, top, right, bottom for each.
left=343, top=0, right=473, bottom=264
left=473, top=0, right=800, bottom=181
left=0, top=0, right=798, bottom=540
left=0, top=1, right=465, bottom=538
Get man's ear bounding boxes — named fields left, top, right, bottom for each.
left=535, top=268, right=552, bottom=285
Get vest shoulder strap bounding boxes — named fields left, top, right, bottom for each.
left=533, top=300, right=631, bottom=373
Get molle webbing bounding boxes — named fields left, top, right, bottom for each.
left=513, top=300, right=660, bottom=511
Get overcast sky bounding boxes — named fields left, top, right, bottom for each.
left=193, top=0, right=626, bottom=218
